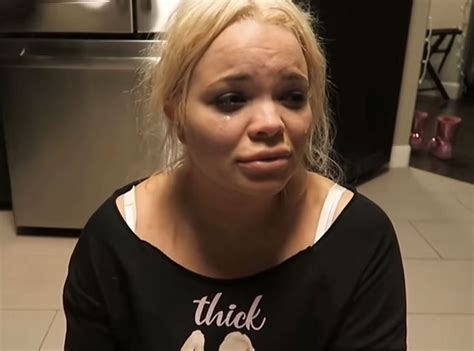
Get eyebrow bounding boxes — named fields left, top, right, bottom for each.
left=209, top=73, right=252, bottom=86
left=280, top=72, right=309, bottom=84
left=207, top=71, right=309, bottom=88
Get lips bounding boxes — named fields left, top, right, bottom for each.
left=237, top=150, right=292, bottom=163
left=236, top=150, right=292, bottom=175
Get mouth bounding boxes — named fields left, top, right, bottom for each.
left=237, top=150, right=292, bottom=163
left=236, top=151, right=292, bottom=175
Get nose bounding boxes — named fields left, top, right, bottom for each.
left=247, top=101, right=284, bottom=142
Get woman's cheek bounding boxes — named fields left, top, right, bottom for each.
left=184, top=117, right=244, bottom=157
left=285, top=116, right=311, bottom=147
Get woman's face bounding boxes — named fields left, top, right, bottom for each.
left=182, top=19, right=313, bottom=196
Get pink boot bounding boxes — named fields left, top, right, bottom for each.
left=428, top=115, right=462, bottom=160
left=409, top=111, right=429, bottom=151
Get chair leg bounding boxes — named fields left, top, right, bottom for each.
left=427, top=62, right=450, bottom=100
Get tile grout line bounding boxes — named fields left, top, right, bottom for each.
left=38, top=309, right=58, bottom=351
left=407, top=220, right=444, bottom=259
left=454, top=196, right=473, bottom=213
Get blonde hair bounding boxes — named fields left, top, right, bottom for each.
left=140, top=0, right=342, bottom=182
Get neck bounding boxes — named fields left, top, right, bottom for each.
left=172, top=164, right=309, bottom=240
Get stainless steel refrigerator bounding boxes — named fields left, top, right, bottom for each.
left=0, top=0, right=181, bottom=230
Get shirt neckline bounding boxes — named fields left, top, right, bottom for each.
left=110, top=179, right=359, bottom=285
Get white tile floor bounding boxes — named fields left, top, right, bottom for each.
left=0, top=167, right=472, bottom=350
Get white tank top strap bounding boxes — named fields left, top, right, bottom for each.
left=123, top=185, right=137, bottom=233
left=313, top=183, right=347, bottom=244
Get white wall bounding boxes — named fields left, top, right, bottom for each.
left=390, top=0, right=431, bottom=167
left=420, top=0, right=472, bottom=98
left=430, top=0, right=467, bottom=28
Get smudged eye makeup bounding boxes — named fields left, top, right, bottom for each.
left=212, top=89, right=308, bottom=114
left=278, top=90, right=308, bottom=109
left=213, top=93, right=247, bottom=113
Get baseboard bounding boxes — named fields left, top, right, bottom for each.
left=419, top=81, right=462, bottom=99
left=389, top=145, right=411, bottom=168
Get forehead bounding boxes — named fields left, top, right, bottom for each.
left=193, top=19, right=308, bottom=80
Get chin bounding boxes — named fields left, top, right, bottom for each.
left=235, top=173, right=293, bottom=197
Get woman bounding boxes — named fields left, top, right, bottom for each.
left=63, top=0, right=406, bottom=350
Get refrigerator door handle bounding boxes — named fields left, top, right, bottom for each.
left=0, top=39, right=161, bottom=68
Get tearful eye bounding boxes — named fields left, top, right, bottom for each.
left=280, top=91, right=308, bottom=109
left=214, top=93, right=247, bottom=113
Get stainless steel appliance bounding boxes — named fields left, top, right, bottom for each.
left=0, top=0, right=181, bottom=34
left=136, top=0, right=181, bottom=33
left=0, top=1, right=179, bottom=229
left=0, top=39, right=163, bottom=229
left=1, top=1, right=133, bottom=33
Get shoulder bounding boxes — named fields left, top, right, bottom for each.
left=306, top=172, right=392, bottom=236
left=80, top=179, right=142, bottom=246
left=349, top=192, right=394, bottom=230
left=307, top=172, right=355, bottom=221
left=320, top=192, right=403, bottom=294
left=337, top=191, right=398, bottom=253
